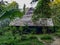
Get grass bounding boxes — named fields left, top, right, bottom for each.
left=38, top=34, right=54, bottom=43
left=0, top=33, right=44, bottom=45
left=0, top=26, right=57, bottom=45
left=19, top=38, right=44, bottom=45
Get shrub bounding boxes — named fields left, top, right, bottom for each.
left=29, top=36, right=37, bottom=40
left=55, top=33, right=60, bottom=37
left=21, top=35, right=29, bottom=41
left=41, top=35, right=53, bottom=40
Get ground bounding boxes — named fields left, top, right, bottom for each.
left=51, top=37, right=60, bottom=45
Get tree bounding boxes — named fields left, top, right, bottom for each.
left=32, top=0, right=52, bottom=33
left=32, top=0, right=51, bottom=22
left=51, top=3, right=60, bottom=26
left=0, top=1, right=23, bottom=28
left=0, top=1, right=23, bottom=20
left=34, top=0, right=51, bottom=18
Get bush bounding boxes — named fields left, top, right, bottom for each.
left=54, top=27, right=60, bottom=37
left=21, top=35, right=29, bottom=41
left=55, top=33, right=60, bottom=37
left=0, top=30, right=21, bottom=45
left=29, top=36, right=37, bottom=39
left=41, top=35, right=53, bottom=40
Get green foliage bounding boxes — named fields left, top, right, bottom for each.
left=51, top=4, right=60, bottom=26
left=19, top=39, right=44, bottom=45
left=0, top=1, right=23, bottom=20
left=33, top=0, right=51, bottom=21
left=40, top=34, right=54, bottom=43
left=55, top=33, right=60, bottom=37
left=35, top=0, right=51, bottom=15
left=47, top=26, right=54, bottom=33
left=0, top=1, right=23, bottom=28
left=0, top=4, right=6, bottom=12
left=54, top=27, right=60, bottom=37
left=0, top=26, right=44, bottom=45
left=40, top=34, right=52, bottom=40
left=31, top=28, right=36, bottom=34
left=7, top=1, right=18, bottom=10
left=21, top=35, right=29, bottom=41
left=29, top=35, right=37, bottom=39
left=0, top=31, right=21, bottom=45
left=19, top=27, right=24, bottom=35
left=0, top=9, right=23, bottom=20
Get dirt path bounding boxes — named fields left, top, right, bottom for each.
left=36, top=36, right=60, bottom=45
left=51, top=37, right=60, bottom=45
